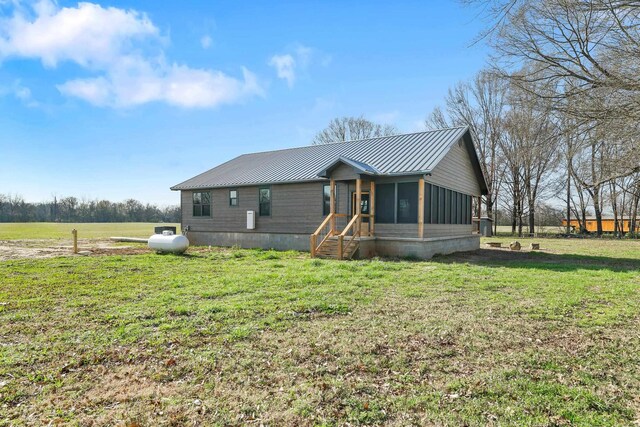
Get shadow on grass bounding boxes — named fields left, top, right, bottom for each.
left=431, top=248, right=640, bottom=273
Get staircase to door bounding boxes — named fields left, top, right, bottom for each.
left=310, top=213, right=362, bottom=260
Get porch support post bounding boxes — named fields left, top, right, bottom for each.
left=418, top=177, right=425, bottom=238
left=356, top=178, right=362, bottom=233
left=369, top=180, right=375, bottom=236
left=330, top=178, right=336, bottom=234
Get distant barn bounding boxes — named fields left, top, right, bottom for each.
left=562, top=217, right=639, bottom=233
left=171, top=127, right=489, bottom=259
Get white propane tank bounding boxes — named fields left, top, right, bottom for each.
left=148, top=230, right=189, bottom=254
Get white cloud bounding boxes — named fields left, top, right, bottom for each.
left=0, top=79, right=38, bottom=106
left=200, top=35, right=212, bottom=49
left=268, top=54, right=295, bottom=87
left=0, top=0, right=158, bottom=68
left=58, top=56, right=263, bottom=108
left=268, top=43, right=329, bottom=88
left=0, top=0, right=263, bottom=108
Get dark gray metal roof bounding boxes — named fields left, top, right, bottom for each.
left=171, top=126, right=486, bottom=192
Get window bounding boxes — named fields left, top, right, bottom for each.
left=397, top=182, right=418, bottom=223
left=322, top=184, right=338, bottom=216
left=192, top=191, right=211, bottom=217
left=259, top=187, right=271, bottom=216
left=446, top=189, right=452, bottom=224
left=375, top=183, right=395, bottom=224
left=456, top=192, right=463, bottom=224
left=229, top=190, right=238, bottom=207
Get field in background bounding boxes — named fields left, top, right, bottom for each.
left=0, top=222, right=179, bottom=240
left=1, top=237, right=639, bottom=425
left=495, top=225, right=565, bottom=234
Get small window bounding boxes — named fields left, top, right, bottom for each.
left=229, top=190, right=238, bottom=207
left=259, top=187, right=271, bottom=216
left=193, top=191, right=211, bottom=217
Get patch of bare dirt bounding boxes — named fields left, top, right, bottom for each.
left=0, top=239, right=150, bottom=261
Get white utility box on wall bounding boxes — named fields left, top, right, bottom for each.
left=246, top=210, right=255, bottom=230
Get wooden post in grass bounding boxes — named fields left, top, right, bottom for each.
left=72, top=229, right=78, bottom=254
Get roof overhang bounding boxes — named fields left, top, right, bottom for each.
left=461, top=130, right=489, bottom=195
left=316, top=156, right=381, bottom=178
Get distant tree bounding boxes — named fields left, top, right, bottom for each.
left=312, top=116, right=398, bottom=145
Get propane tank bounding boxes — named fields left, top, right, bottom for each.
left=148, top=230, right=189, bottom=254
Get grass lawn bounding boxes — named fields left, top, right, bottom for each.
left=1, top=238, right=639, bottom=426
left=0, top=223, right=179, bottom=240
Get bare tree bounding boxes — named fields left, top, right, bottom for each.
left=466, top=0, right=640, bottom=122
left=426, top=70, right=507, bottom=223
left=312, top=116, right=398, bottom=145
left=504, top=76, right=561, bottom=234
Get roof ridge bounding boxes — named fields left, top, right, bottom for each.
left=241, top=126, right=468, bottom=157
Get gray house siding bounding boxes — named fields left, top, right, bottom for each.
left=331, top=163, right=360, bottom=181
left=427, top=139, right=481, bottom=196
left=182, top=182, right=328, bottom=235
left=422, top=138, right=479, bottom=238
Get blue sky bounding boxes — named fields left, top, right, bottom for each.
left=0, top=0, right=489, bottom=205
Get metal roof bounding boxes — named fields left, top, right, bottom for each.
left=171, top=126, right=485, bottom=191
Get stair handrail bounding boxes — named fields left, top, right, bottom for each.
left=338, top=214, right=361, bottom=259
left=310, top=213, right=335, bottom=257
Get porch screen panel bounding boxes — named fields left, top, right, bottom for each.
left=425, top=184, right=432, bottom=224
left=438, top=187, right=446, bottom=224
left=397, top=182, right=418, bottom=224
left=375, top=183, right=395, bottom=224
left=431, top=185, right=439, bottom=224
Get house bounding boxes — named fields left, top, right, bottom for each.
left=171, top=126, right=488, bottom=259
left=562, top=217, right=639, bottom=234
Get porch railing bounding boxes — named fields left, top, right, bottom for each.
left=338, top=214, right=361, bottom=259
left=310, top=213, right=348, bottom=257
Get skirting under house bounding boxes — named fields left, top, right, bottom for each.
left=186, top=230, right=480, bottom=260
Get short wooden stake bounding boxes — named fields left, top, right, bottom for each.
left=72, top=229, right=78, bottom=254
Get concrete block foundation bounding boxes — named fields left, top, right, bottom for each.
left=187, top=231, right=480, bottom=260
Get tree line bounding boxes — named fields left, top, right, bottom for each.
left=0, top=194, right=180, bottom=223
left=313, top=0, right=640, bottom=237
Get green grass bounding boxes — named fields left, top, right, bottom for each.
left=1, top=239, right=639, bottom=426
left=0, top=222, right=179, bottom=240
